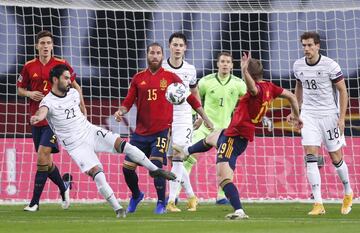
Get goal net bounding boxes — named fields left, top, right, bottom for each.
left=0, top=0, right=359, bottom=203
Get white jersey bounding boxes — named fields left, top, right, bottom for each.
left=293, top=55, right=343, bottom=116
left=162, top=58, right=197, bottom=125
left=40, top=88, right=93, bottom=151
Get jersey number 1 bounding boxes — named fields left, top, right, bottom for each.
left=251, top=101, right=269, bottom=124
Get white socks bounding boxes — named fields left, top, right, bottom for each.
left=94, top=172, right=121, bottom=211
left=169, top=161, right=183, bottom=202
left=169, top=161, right=195, bottom=202
left=306, top=162, right=322, bottom=203
left=181, top=165, right=195, bottom=197
left=335, top=160, right=353, bottom=195
left=123, top=142, right=158, bottom=171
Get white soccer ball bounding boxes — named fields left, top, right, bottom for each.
left=165, top=82, right=188, bottom=105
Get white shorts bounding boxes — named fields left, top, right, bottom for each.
left=301, top=112, right=346, bottom=152
left=167, top=123, right=193, bottom=157
left=66, top=126, right=119, bottom=172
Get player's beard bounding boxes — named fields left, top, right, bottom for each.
left=58, top=84, right=70, bottom=94
left=148, top=58, right=162, bottom=73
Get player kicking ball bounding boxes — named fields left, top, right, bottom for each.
left=30, top=64, right=176, bottom=218
left=174, top=52, right=303, bottom=220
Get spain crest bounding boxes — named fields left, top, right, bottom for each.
left=160, top=78, right=167, bottom=90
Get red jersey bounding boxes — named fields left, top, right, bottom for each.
left=225, top=81, right=283, bottom=141
left=17, top=57, right=76, bottom=127
left=121, top=67, right=183, bottom=135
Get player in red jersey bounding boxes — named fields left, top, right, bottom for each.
left=174, top=52, right=303, bottom=219
left=114, top=42, right=213, bottom=214
left=17, top=30, right=86, bottom=211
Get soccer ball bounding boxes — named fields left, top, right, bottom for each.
left=165, top=82, right=188, bottom=105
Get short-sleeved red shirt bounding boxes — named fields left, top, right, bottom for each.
left=17, top=57, right=75, bottom=127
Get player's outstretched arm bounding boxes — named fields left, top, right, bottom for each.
left=241, top=52, right=258, bottom=96
left=280, top=89, right=303, bottom=130
left=30, top=106, right=49, bottom=125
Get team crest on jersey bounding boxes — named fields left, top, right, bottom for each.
left=32, top=73, right=39, bottom=78
left=17, top=74, right=23, bottom=82
left=140, top=80, right=147, bottom=85
left=160, top=78, right=167, bottom=90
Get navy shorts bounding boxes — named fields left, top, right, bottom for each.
left=125, top=128, right=170, bottom=166
left=216, top=130, right=248, bottom=170
left=31, top=125, right=59, bottom=153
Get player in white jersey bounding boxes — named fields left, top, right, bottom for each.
left=30, top=64, right=176, bottom=218
left=288, top=31, right=353, bottom=215
left=162, top=32, right=200, bottom=212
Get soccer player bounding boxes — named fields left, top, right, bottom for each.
left=17, top=30, right=86, bottom=211
left=162, top=32, right=199, bottom=212
left=30, top=64, right=176, bottom=218
left=114, top=42, right=213, bottom=214
left=182, top=52, right=247, bottom=204
left=288, top=31, right=353, bottom=215
left=174, top=52, right=302, bottom=219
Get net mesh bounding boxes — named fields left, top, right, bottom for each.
left=0, top=0, right=359, bottom=202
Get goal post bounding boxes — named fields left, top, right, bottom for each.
left=0, top=0, right=359, bottom=203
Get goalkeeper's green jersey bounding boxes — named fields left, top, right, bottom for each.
left=198, top=73, right=247, bottom=132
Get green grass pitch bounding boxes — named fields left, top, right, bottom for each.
left=0, top=202, right=359, bottom=233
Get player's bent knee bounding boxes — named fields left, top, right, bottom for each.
left=123, top=160, right=137, bottom=170
left=205, top=130, right=221, bottom=147
left=305, top=154, right=318, bottom=163
left=219, top=178, right=232, bottom=189
left=37, top=152, right=52, bottom=164
left=172, top=155, right=183, bottom=162
left=115, top=138, right=126, bottom=153
left=37, top=164, right=49, bottom=172
left=48, top=163, right=55, bottom=173
left=87, top=166, right=104, bottom=179
left=317, top=156, right=325, bottom=167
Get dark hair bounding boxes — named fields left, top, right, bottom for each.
left=147, top=42, right=163, bottom=54
left=36, top=30, right=53, bottom=44
left=49, top=64, right=69, bottom=84
left=217, top=51, right=233, bottom=62
left=248, top=58, right=263, bottom=81
left=300, top=31, right=320, bottom=45
left=168, top=32, right=187, bottom=45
